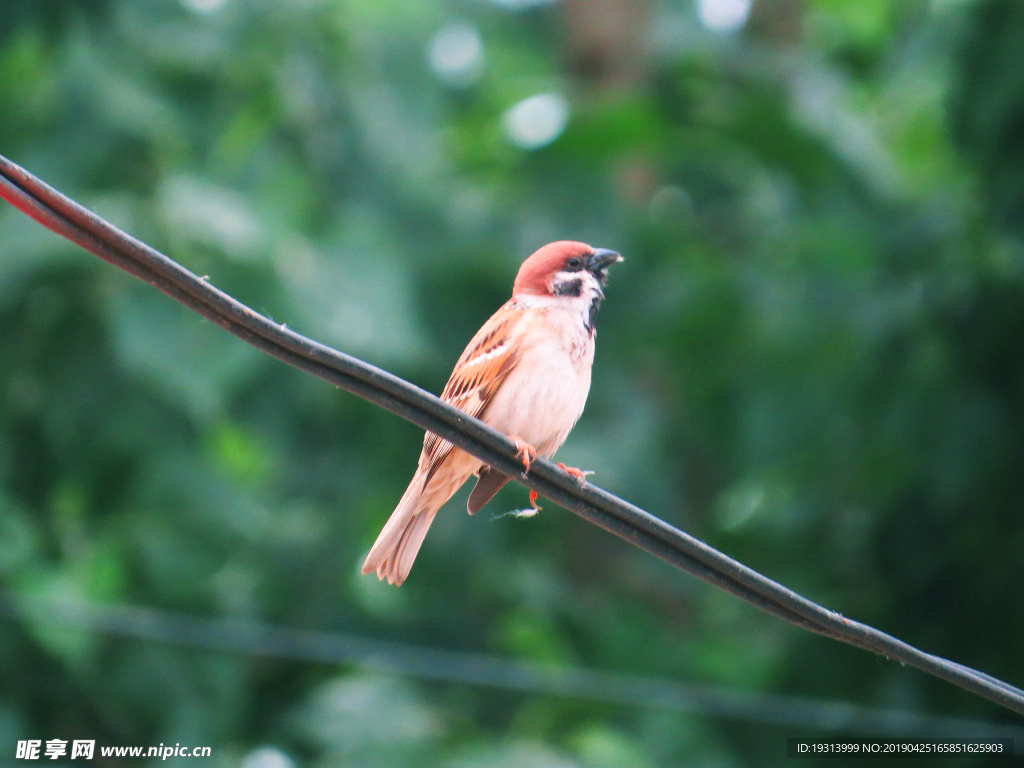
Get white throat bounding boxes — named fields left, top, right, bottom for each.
left=515, top=269, right=606, bottom=332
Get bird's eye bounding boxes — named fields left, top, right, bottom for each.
left=566, top=257, right=582, bottom=270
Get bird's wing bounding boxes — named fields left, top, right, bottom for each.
left=421, top=302, right=524, bottom=481
left=467, top=466, right=511, bottom=513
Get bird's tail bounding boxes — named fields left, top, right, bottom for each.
left=361, top=469, right=439, bottom=586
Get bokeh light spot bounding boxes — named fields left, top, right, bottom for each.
left=427, top=21, right=484, bottom=87
left=241, top=747, right=295, bottom=768
left=501, top=93, right=569, bottom=150
left=696, top=0, right=752, bottom=32
left=488, top=0, right=560, bottom=10
left=180, top=0, right=228, bottom=15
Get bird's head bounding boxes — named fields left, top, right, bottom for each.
left=512, top=241, right=623, bottom=300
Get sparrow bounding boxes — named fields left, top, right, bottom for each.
left=362, top=241, right=622, bottom=585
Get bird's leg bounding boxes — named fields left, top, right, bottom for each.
left=528, top=489, right=542, bottom=512
left=508, top=437, right=541, bottom=513
left=511, top=436, right=537, bottom=475
left=557, top=462, right=594, bottom=488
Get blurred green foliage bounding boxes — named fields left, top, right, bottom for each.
left=2, top=0, right=1024, bottom=765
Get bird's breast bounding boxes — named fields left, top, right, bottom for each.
left=482, top=308, right=595, bottom=458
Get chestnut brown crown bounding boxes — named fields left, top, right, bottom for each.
left=513, top=241, right=622, bottom=297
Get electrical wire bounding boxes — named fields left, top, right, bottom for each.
left=1, top=153, right=1022, bottom=717
left=3, top=597, right=1020, bottom=740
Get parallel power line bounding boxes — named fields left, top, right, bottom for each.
left=3, top=598, right=1021, bottom=740
left=1, top=153, right=1022, bottom=717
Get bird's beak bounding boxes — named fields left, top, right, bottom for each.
left=588, top=248, right=623, bottom=272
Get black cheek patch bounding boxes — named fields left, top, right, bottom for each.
left=553, top=278, right=583, bottom=297
left=586, top=295, right=603, bottom=331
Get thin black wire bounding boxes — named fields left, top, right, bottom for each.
left=4, top=597, right=1021, bottom=740
left=1, top=153, right=1022, bottom=718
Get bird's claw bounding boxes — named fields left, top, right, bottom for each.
left=557, top=462, right=594, bottom=487
left=512, top=436, right=537, bottom=476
